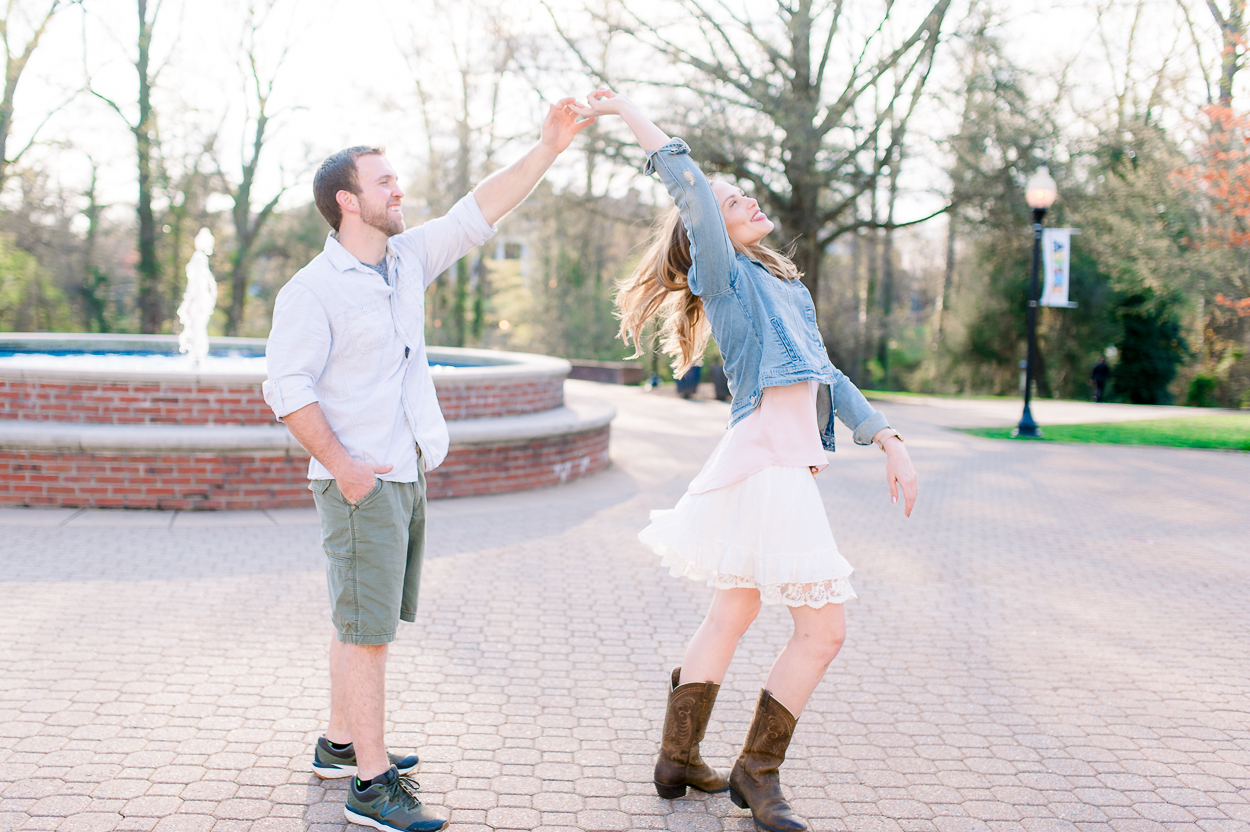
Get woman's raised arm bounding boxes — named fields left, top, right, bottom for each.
left=570, top=89, right=669, bottom=151
left=573, top=90, right=735, bottom=298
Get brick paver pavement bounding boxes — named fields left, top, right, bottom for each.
left=1, top=380, right=1247, bottom=832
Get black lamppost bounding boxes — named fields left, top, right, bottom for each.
left=1016, top=165, right=1058, bottom=438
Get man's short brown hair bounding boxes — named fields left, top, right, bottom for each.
left=313, top=145, right=386, bottom=231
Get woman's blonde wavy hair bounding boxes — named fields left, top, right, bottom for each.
left=616, top=205, right=802, bottom=376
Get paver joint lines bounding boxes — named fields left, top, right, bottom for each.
left=1, top=381, right=1248, bottom=831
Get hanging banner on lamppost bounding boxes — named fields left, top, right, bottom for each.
left=1040, top=228, right=1079, bottom=307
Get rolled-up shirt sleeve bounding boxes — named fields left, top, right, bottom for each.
left=830, top=365, right=891, bottom=445
left=263, top=283, right=330, bottom=421
left=391, top=192, right=498, bottom=288
left=644, top=138, right=736, bottom=298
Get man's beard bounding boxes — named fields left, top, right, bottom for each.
left=360, top=199, right=405, bottom=237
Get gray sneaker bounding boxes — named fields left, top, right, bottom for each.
left=312, top=737, right=419, bottom=779
left=345, top=766, right=449, bottom=832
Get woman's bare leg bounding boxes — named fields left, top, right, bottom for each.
left=679, top=587, right=762, bottom=684
left=764, top=602, right=846, bottom=717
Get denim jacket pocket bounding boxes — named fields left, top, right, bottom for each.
left=769, top=317, right=802, bottom=365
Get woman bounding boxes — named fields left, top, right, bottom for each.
left=570, top=90, right=919, bottom=832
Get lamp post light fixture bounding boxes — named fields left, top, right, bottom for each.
left=1016, top=165, right=1058, bottom=438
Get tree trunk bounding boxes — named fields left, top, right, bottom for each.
left=453, top=258, right=469, bottom=347
left=851, top=225, right=866, bottom=385
left=0, top=74, right=13, bottom=192
left=228, top=249, right=253, bottom=337
left=135, top=0, right=161, bottom=333
left=877, top=149, right=902, bottom=388
left=1215, top=0, right=1247, bottom=106
left=933, top=213, right=956, bottom=349
left=79, top=164, right=109, bottom=332
left=790, top=232, right=825, bottom=308
left=227, top=216, right=254, bottom=338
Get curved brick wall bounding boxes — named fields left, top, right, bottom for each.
left=0, top=379, right=274, bottom=425
left=0, top=375, right=565, bottom=425
left=428, top=427, right=610, bottom=499
left=0, top=449, right=313, bottom=510
left=433, top=377, right=563, bottom=421
left=0, top=339, right=610, bottom=509
left=0, top=426, right=610, bottom=509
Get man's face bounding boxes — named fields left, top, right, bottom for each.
left=351, top=154, right=405, bottom=237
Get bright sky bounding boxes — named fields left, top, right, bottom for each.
left=7, top=0, right=1227, bottom=231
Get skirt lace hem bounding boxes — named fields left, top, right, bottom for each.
left=656, top=543, right=857, bottom=608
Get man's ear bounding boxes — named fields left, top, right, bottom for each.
left=336, top=190, right=358, bottom=216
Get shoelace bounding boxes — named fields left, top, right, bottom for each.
left=393, top=775, right=424, bottom=807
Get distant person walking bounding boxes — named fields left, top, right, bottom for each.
left=1092, top=357, right=1111, bottom=402
left=572, top=90, right=918, bottom=832
left=263, top=102, right=593, bottom=832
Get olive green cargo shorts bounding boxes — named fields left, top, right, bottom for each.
left=310, top=464, right=426, bottom=646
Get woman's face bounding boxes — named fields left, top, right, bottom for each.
left=712, top=181, right=774, bottom=246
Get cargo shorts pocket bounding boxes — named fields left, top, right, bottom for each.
left=344, top=478, right=382, bottom=508
left=325, top=552, right=358, bottom=637
left=312, top=480, right=360, bottom=638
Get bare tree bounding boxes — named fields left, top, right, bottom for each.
left=77, top=154, right=113, bottom=332
left=88, top=0, right=170, bottom=333
left=554, top=0, right=952, bottom=315
left=219, top=0, right=299, bottom=336
left=0, top=0, right=72, bottom=192
left=402, top=0, right=519, bottom=347
left=1200, top=0, right=1247, bottom=105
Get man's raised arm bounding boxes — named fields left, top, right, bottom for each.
left=472, top=98, right=594, bottom=226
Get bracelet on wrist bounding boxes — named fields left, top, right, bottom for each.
left=874, top=429, right=903, bottom=451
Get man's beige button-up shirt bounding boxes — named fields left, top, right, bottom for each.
left=262, top=193, right=496, bottom=482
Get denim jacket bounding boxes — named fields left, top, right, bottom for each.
left=645, top=138, right=890, bottom=450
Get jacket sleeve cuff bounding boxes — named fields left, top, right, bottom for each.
left=262, top=378, right=318, bottom=422
left=850, top=410, right=891, bottom=446
left=643, top=138, right=691, bottom=176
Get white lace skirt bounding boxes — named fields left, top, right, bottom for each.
left=638, top=465, right=857, bottom=608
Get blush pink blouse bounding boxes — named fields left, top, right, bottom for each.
left=687, top=381, right=829, bottom=495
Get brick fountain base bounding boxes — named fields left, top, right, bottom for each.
left=0, top=335, right=614, bottom=509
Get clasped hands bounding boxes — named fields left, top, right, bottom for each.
left=539, top=89, right=635, bottom=153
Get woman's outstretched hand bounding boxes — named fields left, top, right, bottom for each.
left=568, top=88, right=670, bottom=153
left=568, top=88, right=631, bottom=118
left=879, top=434, right=918, bottom=517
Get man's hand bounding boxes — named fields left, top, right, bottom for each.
left=280, top=403, right=393, bottom=505
left=474, top=97, right=594, bottom=226
left=334, top=458, right=393, bottom=505
left=881, top=435, right=918, bottom=517
left=539, top=97, right=596, bottom=154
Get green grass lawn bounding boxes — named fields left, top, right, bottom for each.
left=863, top=389, right=1017, bottom=401
left=960, top=415, right=1250, bottom=451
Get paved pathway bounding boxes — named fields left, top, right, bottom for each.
left=1, top=381, right=1247, bottom=832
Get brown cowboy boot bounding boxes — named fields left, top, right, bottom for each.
left=728, top=689, right=808, bottom=832
left=653, top=668, right=730, bottom=799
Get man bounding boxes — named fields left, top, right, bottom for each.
left=263, top=100, right=594, bottom=832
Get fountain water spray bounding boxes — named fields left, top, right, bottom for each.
left=177, top=228, right=217, bottom=365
